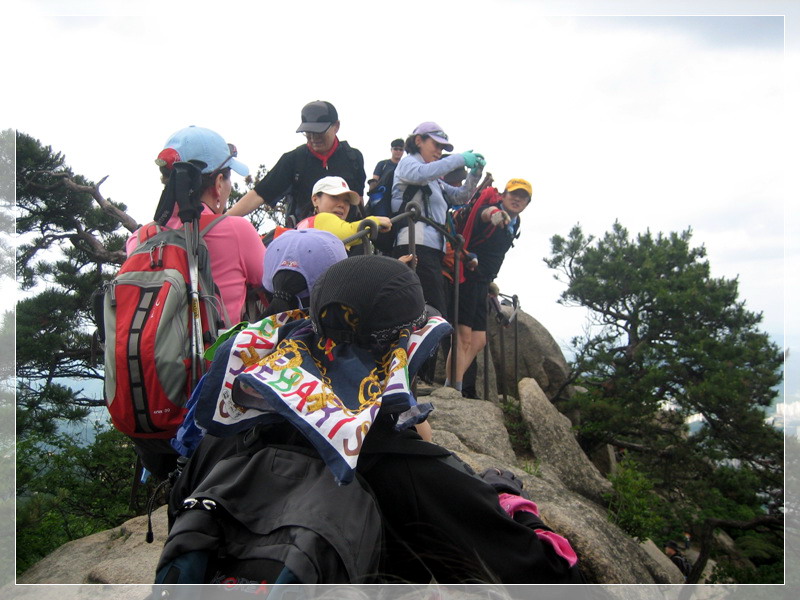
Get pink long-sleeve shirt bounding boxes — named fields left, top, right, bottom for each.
left=126, top=205, right=265, bottom=322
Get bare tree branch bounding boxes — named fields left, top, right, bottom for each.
left=26, top=170, right=139, bottom=232
left=59, top=174, right=140, bottom=232
left=72, top=222, right=126, bottom=265
left=608, top=437, right=677, bottom=458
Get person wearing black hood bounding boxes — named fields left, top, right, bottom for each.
left=165, top=256, right=584, bottom=584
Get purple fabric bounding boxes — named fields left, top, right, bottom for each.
left=262, top=229, right=347, bottom=296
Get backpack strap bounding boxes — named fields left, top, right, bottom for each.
left=198, top=213, right=227, bottom=235
left=196, top=213, right=232, bottom=329
left=136, top=222, right=163, bottom=245
left=397, top=183, right=432, bottom=219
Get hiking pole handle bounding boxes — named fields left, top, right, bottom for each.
left=173, top=162, right=204, bottom=224
left=469, top=172, right=494, bottom=203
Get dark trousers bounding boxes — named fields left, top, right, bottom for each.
left=393, top=245, right=447, bottom=319
left=393, top=244, right=446, bottom=382
left=131, top=436, right=180, bottom=481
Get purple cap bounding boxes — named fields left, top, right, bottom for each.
left=412, top=121, right=454, bottom=152
left=262, top=229, right=348, bottom=299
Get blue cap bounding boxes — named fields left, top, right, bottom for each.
left=262, top=229, right=347, bottom=298
left=157, top=126, right=249, bottom=176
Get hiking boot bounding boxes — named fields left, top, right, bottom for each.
left=415, top=383, right=435, bottom=396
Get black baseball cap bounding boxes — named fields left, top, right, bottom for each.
left=296, top=100, right=339, bottom=133
left=391, top=138, right=404, bottom=148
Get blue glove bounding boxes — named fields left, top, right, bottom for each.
left=461, top=150, right=485, bottom=169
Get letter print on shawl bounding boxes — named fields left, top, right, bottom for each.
left=195, top=311, right=452, bottom=484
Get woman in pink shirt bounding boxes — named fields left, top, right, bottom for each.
left=127, top=126, right=265, bottom=323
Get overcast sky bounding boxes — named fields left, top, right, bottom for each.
left=4, top=0, right=798, bottom=407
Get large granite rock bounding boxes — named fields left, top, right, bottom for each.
left=518, top=378, right=613, bottom=506
left=426, top=386, right=516, bottom=464
left=487, top=308, right=571, bottom=403
left=17, top=505, right=169, bottom=584
left=17, top=388, right=676, bottom=585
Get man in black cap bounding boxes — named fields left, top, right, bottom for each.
left=367, top=138, right=405, bottom=193
left=228, top=100, right=366, bottom=225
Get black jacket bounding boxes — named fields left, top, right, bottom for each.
left=359, top=420, right=583, bottom=583
left=254, top=141, right=366, bottom=222
left=167, top=419, right=583, bottom=584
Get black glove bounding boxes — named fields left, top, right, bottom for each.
left=479, top=467, right=529, bottom=499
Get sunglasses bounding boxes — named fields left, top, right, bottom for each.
left=424, top=130, right=449, bottom=141
left=212, top=143, right=238, bottom=172
left=392, top=146, right=404, bottom=151
left=304, top=127, right=332, bottom=138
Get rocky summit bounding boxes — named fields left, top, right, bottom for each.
left=17, top=308, right=702, bottom=586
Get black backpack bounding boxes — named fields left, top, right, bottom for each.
left=365, top=161, right=398, bottom=220
left=366, top=172, right=431, bottom=254
left=155, top=426, right=383, bottom=585
left=674, top=555, right=693, bottom=578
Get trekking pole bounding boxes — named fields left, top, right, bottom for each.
left=405, top=199, right=423, bottom=271
left=513, top=294, right=519, bottom=397
left=472, top=172, right=494, bottom=201
left=486, top=294, right=509, bottom=403
left=498, top=316, right=507, bottom=404
left=483, top=297, right=490, bottom=401
left=448, top=233, right=464, bottom=391
left=173, top=162, right=206, bottom=383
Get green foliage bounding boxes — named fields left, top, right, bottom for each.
left=13, top=133, right=147, bottom=576
left=15, top=132, right=122, bottom=440
left=547, top=221, right=784, bottom=582
left=1, top=129, right=15, bottom=586
left=708, top=557, right=784, bottom=584
left=546, top=222, right=783, bottom=501
left=500, top=397, right=532, bottom=457
left=604, top=457, right=666, bottom=541
left=521, top=458, right=542, bottom=478
left=16, top=425, right=147, bottom=574
left=1, top=129, right=13, bottom=280
left=228, top=163, right=284, bottom=233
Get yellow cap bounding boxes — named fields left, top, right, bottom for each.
left=505, top=178, right=532, bottom=197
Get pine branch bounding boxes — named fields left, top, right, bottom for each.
left=59, top=174, right=140, bottom=232
left=608, top=437, right=677, bottom=458
left=684, top=515, right=783, bottom=586
left=27, top=170, right=139, bottom=232
left=72, top=222, right=126, bottom=265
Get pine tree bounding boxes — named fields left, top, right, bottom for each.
left=546, top=221, right=783, bottom=510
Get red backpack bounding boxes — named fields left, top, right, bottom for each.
left=103, top=215, right=229, bottom=438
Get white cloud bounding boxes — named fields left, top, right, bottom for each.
left=3, top=4, right=792, bottom=357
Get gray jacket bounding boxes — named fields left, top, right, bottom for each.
left=391, top=153, right=479, bottom=252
